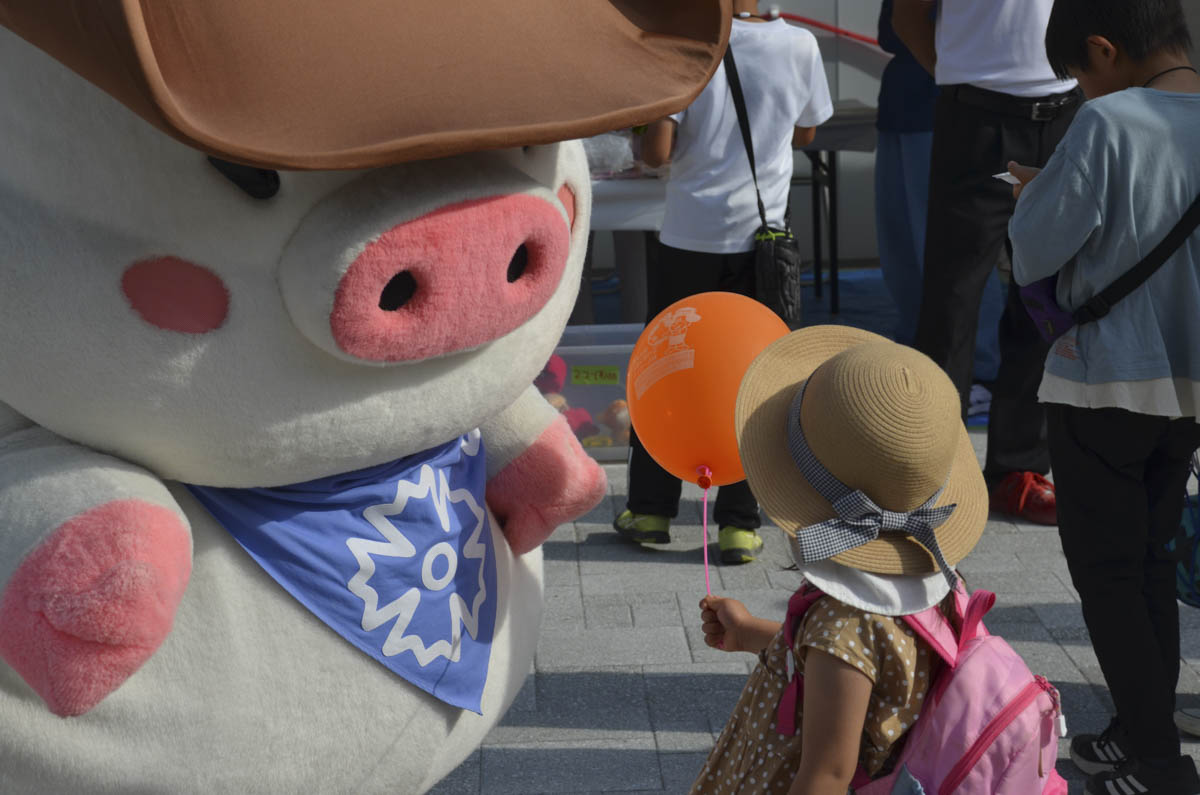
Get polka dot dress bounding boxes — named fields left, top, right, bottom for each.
left=689, top=597, right=934, bottom=794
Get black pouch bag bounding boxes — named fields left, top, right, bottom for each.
left=1019, top=192, right=1200, bottom=343
left=754, top=223, right=804, bottom=326
left=724, top=46, right=803, bottom=326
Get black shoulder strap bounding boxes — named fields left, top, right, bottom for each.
left=1074, top=193, right=1200, bottom=324
left=723, top=46, right=769, bottom=229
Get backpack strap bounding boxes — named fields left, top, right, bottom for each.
left=1072, top=192, right=1200, bottom=324
left=782, top=585, right=827, bottom=651
left=775, top=584, right=874, bottom=789
left=900, top=585, right=965, bottom=668
left=723, top=46, right=771, bottom=232
left=900, top=587, right=996, bottom=670
left=775, top=585, right=825, bottom=735
left=957, top=589, right=996, bottom=655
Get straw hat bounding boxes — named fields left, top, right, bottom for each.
left=0, top=0, right=730, bottom=169
left=735, top=325, right=987, bottom=579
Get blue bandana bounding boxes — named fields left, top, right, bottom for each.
left=187, top=431, right=497, bottom=714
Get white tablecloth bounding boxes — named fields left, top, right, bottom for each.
left=589, top=178, right=667, bottom=232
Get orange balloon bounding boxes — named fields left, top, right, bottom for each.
left=626, top=292, right=789, bottom=487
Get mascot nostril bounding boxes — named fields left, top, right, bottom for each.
left=379, top=270, right=418, bottom=312
left=506, top=244, right=530, bottom=283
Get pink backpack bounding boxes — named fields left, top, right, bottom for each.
left=778, top=586, right=1069, bottom=794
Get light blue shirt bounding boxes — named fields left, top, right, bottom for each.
left=1010, top=88, right=1200, bottom=391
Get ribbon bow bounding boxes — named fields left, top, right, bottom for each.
left=787, top=382, right=959, bottom=589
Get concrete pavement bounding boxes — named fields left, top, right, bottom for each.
left=431, top=429, right=1200, bottom=794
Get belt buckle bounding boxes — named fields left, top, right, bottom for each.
left=1030, top=100, right=1059, bottom=121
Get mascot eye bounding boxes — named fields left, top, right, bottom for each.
left=207, top=156, right=280, bottom=200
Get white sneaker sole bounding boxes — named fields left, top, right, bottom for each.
left=1071, top=745, right=1125, bottom=777
left=1176, top=708, right=1200, bottom=738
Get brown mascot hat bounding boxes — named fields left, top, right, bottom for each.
left=0, top=0, right=731, bottom=169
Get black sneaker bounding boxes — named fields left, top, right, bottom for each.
left=1071, top=718, right=1131, bottom=776
left=1085, top=756, right=1200, bottom=795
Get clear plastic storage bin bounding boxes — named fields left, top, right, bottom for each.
left=534, top=323, right=642, bottom=462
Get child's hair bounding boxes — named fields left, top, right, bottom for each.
left=938, top=572, right=965, bottom=633
left=1045, top=0, right=1193, bottom=80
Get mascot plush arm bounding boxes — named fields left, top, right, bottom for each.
left=0, top=406, right=192, bottom=717
left=482, top=385, right=606, bottom=555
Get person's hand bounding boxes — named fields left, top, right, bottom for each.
left=699, top=595, right=756, bottom=653
left=1007, top=161, right=1042, bottom=200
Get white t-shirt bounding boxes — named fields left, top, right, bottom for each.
left=934, top=0, right=1077, bottom=97
left=658, top=19, right=832, bottom=254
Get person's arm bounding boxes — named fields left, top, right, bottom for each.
left=699, top=595, right=782, bottom=654
left=792, top=126, right=817, bottom=149
left=794, top=31, right=834, bottom=139
left=1008, top=146, right=1103, bottom=286
left=639, top=118, right=677, bottom=168
left=892, top=0, right=937, bottom=76
left=788, top=648, right=874, bottom=795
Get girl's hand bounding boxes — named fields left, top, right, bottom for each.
left=699, top=595, right=754, bottom=652
left=1007, top=160, right=1041, bottom=200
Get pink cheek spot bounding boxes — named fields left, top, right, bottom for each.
left=557, top=183, right=576, bottom=232
left=121, top=257, right=229, bottom=333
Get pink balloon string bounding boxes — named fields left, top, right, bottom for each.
left=699, top=466, right=713, bottom=596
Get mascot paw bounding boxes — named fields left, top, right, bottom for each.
left=486, top=416, right=607, bottom=555
left=0, top=499, right=191, bottom=716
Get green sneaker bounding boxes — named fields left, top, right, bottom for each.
left=612, top=510, right=671, bottom=545
left=718, top=526, right=763, bottom=565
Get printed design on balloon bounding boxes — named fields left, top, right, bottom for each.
left=347, top=433, right=489, bottom=666
left=630, top=306, right=702, bottom=399
left=625, top=292, right=788, bottom=487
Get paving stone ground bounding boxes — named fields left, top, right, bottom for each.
left=432, top=428, right=1200, bottom=794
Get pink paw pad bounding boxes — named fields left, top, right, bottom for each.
left=0, top=499, right=191, bottom=716
left=486, top=417, right=608, bottom=556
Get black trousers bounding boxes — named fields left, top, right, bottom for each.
left=625, top=241, right=761, bottom=529
left=914, top=85, right=1081, bottom=484
left=1048, top=404, right=1200, bottom=760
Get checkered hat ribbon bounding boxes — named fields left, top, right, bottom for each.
left=787, top=382, right=958, bottom=589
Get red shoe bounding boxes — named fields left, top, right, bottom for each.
left=990, top=471, right=1058, bottom=525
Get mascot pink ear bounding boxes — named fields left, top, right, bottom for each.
left=122, top=257, right=229, bottom=333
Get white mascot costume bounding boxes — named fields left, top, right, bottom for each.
left=0, top=2, right=728, bottom=792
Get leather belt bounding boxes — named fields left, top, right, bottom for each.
left=947, top=84, right=1079, bottom=121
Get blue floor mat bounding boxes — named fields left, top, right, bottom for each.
left=793, top=270, right=989, bottom=429
left=799, top=267, right=898, bottom=337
